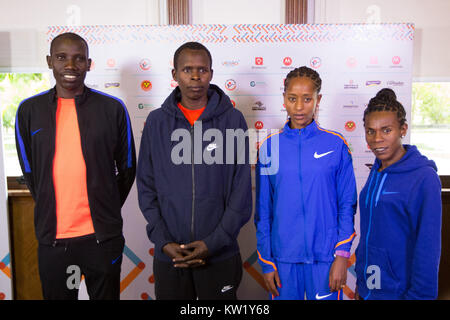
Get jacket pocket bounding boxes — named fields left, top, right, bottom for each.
left=366, top=246, right=400, bottom=293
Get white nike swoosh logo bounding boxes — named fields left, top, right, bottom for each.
left=221, top=285, right=233, bottom=293
left=314, top=151, right=334, bottom=159
left=206, top=143, right=217, bottom=152
left=315, top=293, right=333, bottom=300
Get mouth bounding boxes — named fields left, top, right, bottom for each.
left=292, top=114, right=306, bottom=121
left=188, top=86, right=204, bottom=92
left=62, top=74, right=79, bottom=81
left=372, top=146, right=387, bottom=154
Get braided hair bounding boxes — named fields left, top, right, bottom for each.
left=363, top=88, right=407, bottom=126
left=283, top=66, right=322, bottom=93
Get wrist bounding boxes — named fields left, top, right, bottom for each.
left=334, top=250, right=350, bottom=259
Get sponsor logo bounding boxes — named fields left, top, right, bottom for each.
left=138, top=103, right=155, bottom=110
left=366, top=80, right=381, bottom=87
left=347, top=57, right=357, bottom=68
left=255, top=121, right=264, bottom=130
left=221, top=285, right=234, bottom=293
left=315, top=293, right=333, bottom=300
left=107, top=58, right=116, bottom=68
left=252, top=101, right=266, bottom=111
left=343, top=100, right=359, bottom=109
left=206, top=143, right=218, bottom=152
left=250, top=81, right=267, bottom=88
left=344, top=80, right=358, bottom=90
left=392, top=56, right=401, bottom=65
left=387, top=80, right=404, bottom=87
left=230, top=100, right=236, bottom=108
left=345, top=121, right=356, bottom=132
left=225, top=79, right=237, bottom=91
left=139, top=58, right=151, bottom=71
left=283, top=57, right=292, bottom=66
left=141, top=80, right=152, bottom=91
left=310, top=57, right=322, bottom=69
left=170, top=80, right=178, bottom=88
left=105, top=82, right=120, bottom=88
left=314, top=150, right=334, bottom=159
left=255, top=57, right=264, bottom=65
left=222, top=60, right=240, bottom=67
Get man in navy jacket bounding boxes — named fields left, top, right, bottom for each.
left=137, top=42, right=252, bottom=300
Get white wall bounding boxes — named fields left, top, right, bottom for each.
left=191, top=0, right=284, bottom=24
left=314, top=0, right=450, bottom=80
left=0, top=0, right=161, bottom=71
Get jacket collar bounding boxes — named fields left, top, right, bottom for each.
left=283, top=119, right=319, bottom=139
left=48, top=85, right=90, bottom=105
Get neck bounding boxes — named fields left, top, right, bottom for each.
left=180, top=97, right=208, bottom=110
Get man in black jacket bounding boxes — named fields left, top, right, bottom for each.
left=137, top=42, right=252, bottom=300
left=15, top=32, right=136, bottom=300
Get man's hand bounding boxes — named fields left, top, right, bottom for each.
left=329, top=255, right=348, bottom=292
left=172, top=241, right=209, bottom=268
left=263, top=270, right=281, bottom=298
left=162, top=242, right=193, bottom=268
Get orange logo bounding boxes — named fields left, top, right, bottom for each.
left=141, top=80, right=152, bottom=91
left=345, top=121, right=356, bottom=132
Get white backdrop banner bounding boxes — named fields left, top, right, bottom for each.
left=0, top=119, right=12, bottom=300
left=47, top=23, right=414, bottom=300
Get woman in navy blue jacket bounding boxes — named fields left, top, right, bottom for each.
left=255, top=66, right=357, bottom=300
left=355, top=88, right=442, bottom=300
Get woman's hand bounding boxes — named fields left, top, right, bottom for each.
left=263, top=270, right=282, bottom=298
left=329, top=255, right=348, bottom=292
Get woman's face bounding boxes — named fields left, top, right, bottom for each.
left=364, top=110, right=408, bottom=169
left=283, top=76, right=321, bottom=130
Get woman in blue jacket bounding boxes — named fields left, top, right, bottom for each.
left=255, top=66, right=357, bottom=300
left=355, top=88, right=442, bottom=300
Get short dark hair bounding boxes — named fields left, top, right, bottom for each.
left=363, top=88, right=407, bottom=127
left=50, top=32, right=89, bottom=56
left=173, top=42, right=212, bottom=70
left=284, top=66, right=322, bottom=93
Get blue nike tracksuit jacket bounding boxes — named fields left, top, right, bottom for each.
left=255, top=120, right=357, bottom=273
left=355, top=145, right=442, bottom=300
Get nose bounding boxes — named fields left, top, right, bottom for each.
left=374, top=130, right=383, bottom=142
left=65, top=58, right=77, bottom=70
left=190, top=69, right=200, bottom=80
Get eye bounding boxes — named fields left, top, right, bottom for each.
left=182, top=67, right=190, bottom=73
left=366, top=129, right=374, bottom=135
left=56, top=55, right=65, bottom=61
left=383, top=128, right=392, bottom=133
left=304, top=97, right=312, bottom=103
left=288, top=97, right=296, bottom=103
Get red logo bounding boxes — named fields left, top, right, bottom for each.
left=170, top=80, right=178, bottom=88
left=255, top=121, right=264, bottom=130
left=225, top=79, right=237, bottom=91
left=283, top=57, right=292, bottom=66
left=141, top=80, right=152, bottom=92
left=107, top=58, right=116, bottom=68
left=230, top=100, right=236, bottom=108
left=255, top=57, right=264, bottom=66
left=310, top=57, right=321, bottom=69
left=392, top=56, right=401, bottom=65
left=139, top=58, right=151, bottom=71
left=345, top=121, right=356, bottom=132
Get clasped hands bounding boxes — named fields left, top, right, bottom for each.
left=162, top=241, right=209, bottom=268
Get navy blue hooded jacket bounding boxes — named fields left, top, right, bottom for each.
left=136, top=84, right=252, bottom=263
left=355, top=145, right=442, bottom=300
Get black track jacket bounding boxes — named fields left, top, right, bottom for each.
left=15, top=86, right=136, bottom=245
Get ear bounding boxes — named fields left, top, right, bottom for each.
left=209, top=68, right=214, bottom=81
left=171, top=68, right=177, bottom=81
left=400, top=122, right=408, bottom=138
left=46, top=55, right=52, bottom=69
left=87, top=58, right=92, bottom=71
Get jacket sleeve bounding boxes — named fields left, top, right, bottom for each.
left=334, top=142, right=357, bottom=254
left=136, top=116, right=174, bottom=252
left=202, top=113, right=252, bottom=255
left=404, top=171, right=442, bottom=300
left=115, top=101, right=136, bottom=206
left=254, top=137, right=276, bottom=273
left=15, top=101, right=36, bottom=199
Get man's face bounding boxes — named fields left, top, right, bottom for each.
left=172, top=49, right=213, bottom=109
left=47, top=37, right=91, bottom=98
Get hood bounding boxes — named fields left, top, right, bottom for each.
left=161, top=84, right=233, bottom=122
left=372, top=144, right=438, bottom=174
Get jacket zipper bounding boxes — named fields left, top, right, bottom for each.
left=298, top=129, right=309, bottom=261
left=190, top=125, right=195, bottom=241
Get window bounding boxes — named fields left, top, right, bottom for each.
left=0, top=73, right=51, bottom=176
left=411, top=82, right=450, bottom=175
